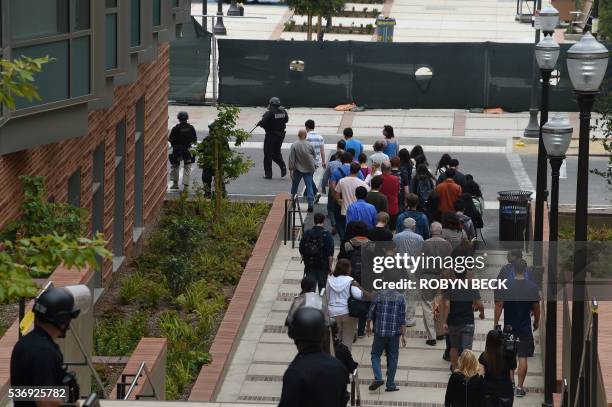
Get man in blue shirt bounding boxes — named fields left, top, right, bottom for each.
left=343, top=127, right=363, bottom=159
left=346, top=186, right=377, bottom=229
left=366, top=288, right=406, bottom=392
left=396, top=193, right=430, bottom=239
left=494, top=259, right=540, bottom=398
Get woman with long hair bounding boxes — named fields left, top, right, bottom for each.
left=410, top=145, right=427, bottom=165
left=479, top=330, right=516, bottom=407
left=464, top=175, right=485, bottom=217
left=382, top=125, right=399, bottom=158
left=425, top=190, right=442, bottom=224
left=436, top=153, right=452, bottom=177
left=398, top=148, right=413, bottom=180
left=444, top=350, right=485, bottom=406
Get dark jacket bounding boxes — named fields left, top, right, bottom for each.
left=279, top=350, right=349, bottom=407
left=169, top=122, right=197, bottom=162
left=299, top=225, right=334, bottom=270
left=258, top=106, right=289, bottom=135
left=444, top=372, right=485, bottom=407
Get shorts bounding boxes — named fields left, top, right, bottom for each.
left=448, top=324, right=475, bottom=350
left=516, top=331, right=535, bottom=357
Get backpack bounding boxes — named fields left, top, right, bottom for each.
left=416, top=177, right=433, bottom=204
left=302, top=231, right=327, bottom=267
left=472, top=197, right=482, bottom=215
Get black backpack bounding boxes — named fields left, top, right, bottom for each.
left=348, top=242, right=363, bottom=284
left=302, top=231, right=327, bottom=266
left=416, top=177, right=433, bottom=204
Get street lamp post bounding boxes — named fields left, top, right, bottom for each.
left=565, top=32, right=609, bottom=402
left=214, top=0, right=227, bottom=35
left=532, top=6, right=559, bottom=296
left=541, top=116, right=573, bottom=407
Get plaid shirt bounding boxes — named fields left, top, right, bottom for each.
left=367, top=289, right=406, bottom=337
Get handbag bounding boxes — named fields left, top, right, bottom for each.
left=347, top=282, right=368, bottom=318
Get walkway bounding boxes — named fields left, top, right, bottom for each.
left=214, top=241, right=545, bottom=406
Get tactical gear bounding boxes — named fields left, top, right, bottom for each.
left=177, top=111, right=189, bottom=122
left=269, top=97, right=281, bottom=107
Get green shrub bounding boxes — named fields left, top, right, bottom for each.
left=175, top=280, right=225, bottom=313
left=120, top=272, right=168, bottom=307
left=161, top=255, right=197, bottom=296
left=94, top=311, right=149, bottom=356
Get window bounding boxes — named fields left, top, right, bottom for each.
left=92, top=143, right=105, bottom=287
left=14, top=41, right=69, bottom=109
left=130, top=0, right=141, bottom=47
left=68, top=168, right=81, bottom=207
left=10, top=0, right=69, bottom=41
left=71, top=36, right=90, bottom=97
left=113, top=120, right=126, bottom=257
left=105, top=14, right=118, bottom=70
left=153, top=0, right=161, bottom=26
left=11, top=0, right=92, bottom=109
left=71, top=0, right=90, bottom=31
left=134, top=98, right=145, bottom=234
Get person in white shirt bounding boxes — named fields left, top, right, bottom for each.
left=305, top=119, right=325, bottom=202
left=368, top=140, right=389, bottom=167
left=364, top=162, right=383, bottom=186
left=334, top=162, right=370, bottom=234
left=327, top=258, right=370, bottom=351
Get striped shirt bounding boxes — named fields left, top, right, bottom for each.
left=306, top=131, right=325, bottom=166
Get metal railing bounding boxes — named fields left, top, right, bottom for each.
left=350, top=368, right=361, bottom=406
left=561, top=297, right=603, bottom=407
left=284, top=194, right=305, bottom=248
left=116, top=361, right=161, bottom=400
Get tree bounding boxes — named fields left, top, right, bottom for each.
left=314, top=0, right=346, bottom=40
left=196, top=104, right=253, bottom=217
left=287, top=0, right=318, bottom=40
left=599, top=0, right=612, bottom=40
left=0, top=177, right=111, bottom=303
left=0, top=56, right=51, bottom=110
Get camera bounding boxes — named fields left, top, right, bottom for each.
left=495, top=324, right=519, bottom=354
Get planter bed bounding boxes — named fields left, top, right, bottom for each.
left=92, top=194, right=270, bottom=400
left=285, top=23, right=375, bottom=34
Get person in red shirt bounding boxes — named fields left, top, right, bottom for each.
left=379, top=161, right=401, bottom=230
left=435, top=168, right=462, bottom=213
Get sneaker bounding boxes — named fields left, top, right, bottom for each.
left=385, top=387, right=399, bottom=392
left=281, top=167, right=287, bottom=177
left=263, top=175, right=272, bottom=180
left=425, top=339, right=437, bottom=346
left=515, top=387, right=527, bottom=398
left=314, top=193, right=321, bottom=204
left=170, top=183, right=179, bottom=190
left=368, top=380, right=384, bottom=391
left=307, top=207, right=314, bottom=213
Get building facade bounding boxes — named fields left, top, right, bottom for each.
left=0, top=0, right=190, bottom=288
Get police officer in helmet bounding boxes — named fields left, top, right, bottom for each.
left=200, top=120, right=229, bottom=198
left=258, top=97, right=288, bottom=179
left=11, top=287, right=82, bottom=407
left=280, top=305, right=349, bottom=407
left=169, top=111, right=197, bottom=190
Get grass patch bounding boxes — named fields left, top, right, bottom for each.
left=94, top=194, right=270, bottom=399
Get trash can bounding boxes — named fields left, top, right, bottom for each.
left=375, top=16, right=396, bottom=42
left=498, top=190, right=532, bottom=241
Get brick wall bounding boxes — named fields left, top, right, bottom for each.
left=0, top=42, right=170, bottom=285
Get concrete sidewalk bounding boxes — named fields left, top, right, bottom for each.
left=168, top=105, right=606, bottom=141
left=214, top=242, right=545, bottom=406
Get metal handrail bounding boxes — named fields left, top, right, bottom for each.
left=563, top=297, right=601, bottom=407
left=350, top=368, right=361, bottom=406
left=117, top=362, right=161, bottom=401
left=283, top=194, right=305, bottom=248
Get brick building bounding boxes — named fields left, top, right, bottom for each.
left=0, top=0, right=190, bottom=289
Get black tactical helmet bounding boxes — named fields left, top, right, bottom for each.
left=177, top=111, right=189, bottom=122
left=33, top=287, right=80, bottom=327
left=269, top=97, right=281, bottom=107
left=288, top=306, right=326, bottom=342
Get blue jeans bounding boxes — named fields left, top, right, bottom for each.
left=290, top=170, right=314, bottom=208
left=371, top=334, right=400, bottom=390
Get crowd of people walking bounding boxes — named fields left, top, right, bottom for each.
left=283, top=120, right=540, bottom=407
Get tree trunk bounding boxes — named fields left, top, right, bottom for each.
left=307, top=12, right=313, bottom=40
left=214, top=140, right=222, bottom=218
left=316, top=15, right=322, bottom=40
